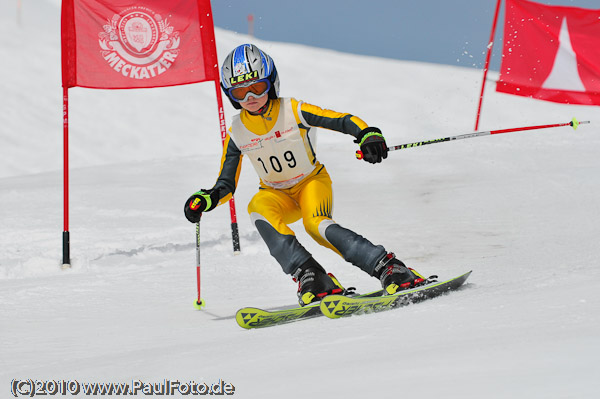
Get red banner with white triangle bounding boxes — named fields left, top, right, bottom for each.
left=496, top=0, right=600, bottom=106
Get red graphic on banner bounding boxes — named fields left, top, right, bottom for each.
left=496, top=0, right=600, bottom=105
left=62, top=0, right=218, bottom=89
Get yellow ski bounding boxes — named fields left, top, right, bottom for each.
left=320, top=271, right=472, bottom=319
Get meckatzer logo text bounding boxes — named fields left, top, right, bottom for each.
left=99, top=6, right=180, bottom=79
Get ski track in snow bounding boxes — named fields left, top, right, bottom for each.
left=1, top=1, right=600, bottom=398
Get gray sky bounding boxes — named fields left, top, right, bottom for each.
left=211, top=0, right=600, bottom=71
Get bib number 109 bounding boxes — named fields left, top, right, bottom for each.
left=257, top=151, right=296, bottom=173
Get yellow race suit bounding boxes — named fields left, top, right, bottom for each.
left=210, top=97, right=387, bottom=275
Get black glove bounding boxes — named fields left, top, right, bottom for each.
left=184, top=188, right=220, bottom=223
left=355, top=127, right=388, bottom=164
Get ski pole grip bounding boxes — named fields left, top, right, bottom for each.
left=355, top=150, right=364, bottom=160
left=190, top=197, right=203, bottom=211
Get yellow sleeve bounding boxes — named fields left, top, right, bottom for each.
left=213, top=130, right=243, bottom=206
left=292, top=98, right=369, bottom=139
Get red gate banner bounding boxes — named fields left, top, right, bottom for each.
left=496, top=0, right=600, bottom=105
left=62, top=0, right=218, bottom=89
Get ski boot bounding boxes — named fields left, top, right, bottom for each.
left=374, top=252, right=426, bottom=295
left=292, top=258, right=344, bottom=306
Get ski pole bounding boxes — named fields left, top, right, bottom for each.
left=194, top=217, right=205, bottom=310
left=356, top=118, right=589, bottom=160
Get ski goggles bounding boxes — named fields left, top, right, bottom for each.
left=228, top=79, right=271, bottom=102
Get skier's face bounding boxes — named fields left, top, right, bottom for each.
left=239, top=93, right=269, bottom=113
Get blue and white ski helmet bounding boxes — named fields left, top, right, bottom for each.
left=221, top=44, right=280, bottom=109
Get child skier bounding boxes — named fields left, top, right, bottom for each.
left=184, top=44, right=424, bottom=306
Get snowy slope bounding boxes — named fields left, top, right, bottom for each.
left=1, top=1, right=600, bottom=398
